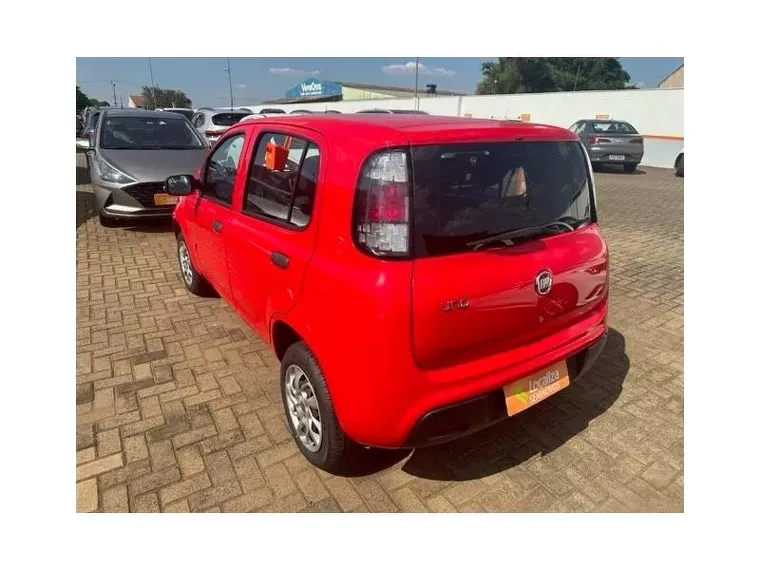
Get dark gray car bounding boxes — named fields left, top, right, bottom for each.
left=77, top=109, right=209, bottom=226
left=569, top=119, right=644, bottom=172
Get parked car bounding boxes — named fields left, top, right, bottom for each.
left=674, top=147, right=684, bottom=177
left=569, top=119, right=644, bottom=173
left=156, top=107, right=195, bottom=120
left=190, top=108, right=252, bottom=145
left=78, top=109, right=208, bottom=227
left=164, top=114, right=608, bottom=472
left=78, top=107, right=105, bottom=144
left=289, top=109, right=314, bottom=114
left=258, top=108, right=287, bottom=114
left=356, top=108, right=429, bottom=114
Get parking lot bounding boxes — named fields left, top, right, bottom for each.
left=76, top=154, right=684, bottom=512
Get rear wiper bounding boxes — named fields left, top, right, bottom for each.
left=466, top=220, right=577, bottom=251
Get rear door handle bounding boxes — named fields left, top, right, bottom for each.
left=212, top=220, right=223, bottom=233
left=270, top=251, right=289, bottom=269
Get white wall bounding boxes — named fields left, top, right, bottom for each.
left=245, top=88, right=684, bottom=168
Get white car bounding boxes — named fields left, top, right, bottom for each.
left=674, top=147, right=684, bottom=178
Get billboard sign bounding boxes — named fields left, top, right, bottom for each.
left=285, top=80, right=342, bottom=98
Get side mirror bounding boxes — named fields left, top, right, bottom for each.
left=76, top=138, right=90, bottom=150
left=165, top=174, right=196, bottom=196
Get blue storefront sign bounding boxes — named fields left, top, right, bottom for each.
left=285, top=80, right=342, bottom=98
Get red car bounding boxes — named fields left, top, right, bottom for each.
left=165, top=114, right=609, bottom=472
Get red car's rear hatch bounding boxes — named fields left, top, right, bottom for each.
left=409, top=140, right=607, bottom=370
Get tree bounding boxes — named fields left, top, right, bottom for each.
left=141, top=86, right=192, bottom=109
left=76, top=86, right=91, bottom=112
left=476, top=58, right=631, bottom=95
left=98, top=101, right=110, bottom=106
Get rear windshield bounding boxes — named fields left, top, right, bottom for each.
left=100, top=116, right=205, bottom=150
left=212, top=112, right=250, bottom=126
left=411, top=141, right=592, bottom=257
left=589, top=121, right=637, bottom=134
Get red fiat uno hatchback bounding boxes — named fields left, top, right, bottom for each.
left=165, top=114, right=609, bottom=472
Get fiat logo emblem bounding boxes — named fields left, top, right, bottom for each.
left=534, top=270, right=553, bottom=296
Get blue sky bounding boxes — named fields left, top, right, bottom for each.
left=76, top=57, right=683, bottom=108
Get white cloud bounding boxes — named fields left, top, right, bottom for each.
left=269, top=68, right=321, bottom=77
left=381, top=61, right=456, bottom=78
left=237, top=83, right=247, bottom=89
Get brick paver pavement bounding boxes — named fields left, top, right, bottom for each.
left=76, top=155, right=683, bottom=512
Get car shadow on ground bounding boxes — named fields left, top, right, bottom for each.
left=76, top=190, right=95, bottom=228
left=592, top=164, right=646, bottom=175
left=76, top=164, right=91, bottom=185
left=123, top=220, right=174, bottom=233
left=347, top=328, right=630, bottom=479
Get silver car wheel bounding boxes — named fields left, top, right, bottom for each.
left=178, top=241, right=194, bottom=286
left=284, top=364, right=322, bottom=452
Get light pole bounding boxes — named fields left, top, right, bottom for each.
left=573, top=63, right=581, bottom=91
left=225, top=58, right=234, bottom=110
left=414, top=57, right=419, bottom=110
left=148, top=58, right=157, bottom=109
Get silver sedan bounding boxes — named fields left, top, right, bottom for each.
left=569, top=119, right=644, bottom=173
left=77, top=109, right=209, bottom=226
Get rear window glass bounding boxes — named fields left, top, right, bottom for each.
left=212, top=113, right=250, bottom=126
left=589, top=121, right=637, bottom=134
left=411, top=141, right=592, bottom=257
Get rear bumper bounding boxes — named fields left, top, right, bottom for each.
left=401, top=330, right=608, bottom=448
left=588, top=148, right=643, bottom=164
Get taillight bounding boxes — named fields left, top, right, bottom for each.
left=354, top=150, right=410, bottom=257
left=588, top=136, right=598, bottom=144
left=630, top=137, right=643, bottom=144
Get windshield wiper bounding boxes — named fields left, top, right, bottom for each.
left=466, top=219, right=577, bottom=251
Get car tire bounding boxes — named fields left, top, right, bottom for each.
left=99, top=213, right=121, bottom=228
left=623, top=163, right=638, bottom=173
left=176, top=233, right=214, bottom=296
left=675, top=155, right=684, bottom=177
left=280, top=341, right=354, bottom=473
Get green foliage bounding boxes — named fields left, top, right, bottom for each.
left=76, top=86, right=91, bottom=112
left=476, top=58, right=631, bottom=95
left=141, top=86, right=192, bottom=109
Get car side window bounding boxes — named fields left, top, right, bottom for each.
left=193, top=113, right=205, bottom=129
left=203, top=133, right=245, bottom=205
left=243, top=132, right=321, bottom=228
left=575, top=122, right=587, bottom=134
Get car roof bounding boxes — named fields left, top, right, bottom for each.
left=197, top=107, right=251, bottom=113
left=101, top=108, right=189, bottom=119
left=232, top=114, right=575, bottom=145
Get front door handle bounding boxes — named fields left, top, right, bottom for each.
left=212, top=220, right=223, bottom=233
left=271, top=251, right=289, bottom=269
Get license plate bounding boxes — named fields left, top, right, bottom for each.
left=504, top=361, right=570, bottom=416
left=609, top=155, right=626, bottom=161
left=154, top=193, right=179, bottom=206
